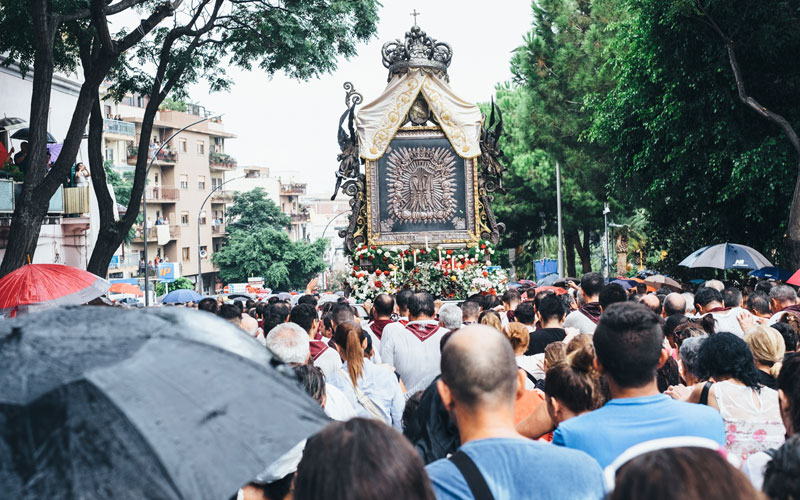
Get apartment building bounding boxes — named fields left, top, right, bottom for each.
left=102, top=97, right=236, bottom=293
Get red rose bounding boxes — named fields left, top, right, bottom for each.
left=480, top=244, right=487, bottom=249
left=420, top=249, right=425, bottom=254
left=375, top=269, right=382, bottom=276
left=368, top=255, right=374, bottom=260
left=370, top=245, right=376, bottom=250
left=443, top=270, right=449, bottom=276
left=446, top=249, right=453, bottom=255
left=375, top=281, right=383, bottom=288
left=353, top=266, right=359, bottom=271
left=383, top=257, right=388, bottom=261
left=362, top=245, right=368, bottom=250
left=489, top=288, right=496, bottom=295
left=482, top=270, right=489, bottom=277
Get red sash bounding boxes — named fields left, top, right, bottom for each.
left=309, top=340, right=329, bottom=361
left=406, top=322, right=441, bottom=342
left=369, top=318, right=393, bottom=340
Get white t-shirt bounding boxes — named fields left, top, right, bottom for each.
left=313, top=346, right=343, bottom=380
left=563, top=309, right=598, bottom=334
left=324, top=383, right=357, bottom=421
left=380, top=320, right=448, bottom=394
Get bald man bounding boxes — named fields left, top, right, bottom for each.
left=425, top=325, right=604, bottom=500
left=662, top=293, right=686, bottom=317
left=639, top=294, right=662, bottom=316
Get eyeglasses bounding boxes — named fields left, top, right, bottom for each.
left=603, top=436, right=727, bottom=491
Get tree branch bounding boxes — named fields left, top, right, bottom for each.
left=60, top=0, right=150, bottom=23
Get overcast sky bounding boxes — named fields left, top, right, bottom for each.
left=188, top=1, right=533, bottom=195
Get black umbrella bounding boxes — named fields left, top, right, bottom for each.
left=0, top=306, right=328, bottom=499
left=0, top=117, right=27, bottom=132
left=10, top=127, right=58, bottom=143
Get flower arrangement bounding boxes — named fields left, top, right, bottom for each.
left=343, top=241, right=507, bottom=301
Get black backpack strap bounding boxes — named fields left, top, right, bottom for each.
left=521, top=367, right=538, bottom=385
left=699, top=381, right=713, bottom=406
left=448, top=450, right=495, bottom=500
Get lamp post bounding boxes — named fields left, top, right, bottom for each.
left=556, top=161, right=564, bottom=278
left=196, top=173, right=252, bottom=294
left=143, top=113, right=222, bottom=306
left=603, top=203, right=611, bottom=278
left=319, top=210, right=349, bottom=290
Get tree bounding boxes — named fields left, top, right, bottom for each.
left=491, top=0, right=626, bottom=277
left=156, top=276, right=193, bottom=296
left=591, top=0, right=800, bottom=269
left=85, top=0, right=379, bottom=277
left=226, top=188, right=290, bottom=233
left=0, top=0, right=177, bottom=276
left=612, top=209, right=648, bottom=275
left=213, top=228, right=327, bottom=291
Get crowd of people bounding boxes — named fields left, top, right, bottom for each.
left=188, top=272, right=799, bottom=500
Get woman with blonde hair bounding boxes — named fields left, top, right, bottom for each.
left=479, top=309, right=502, bottom=331
left=745, top=325, right=785, bottom=390
left=504, top=322, right=537, bottom=390
left=328, top=321, right=405, bottom=430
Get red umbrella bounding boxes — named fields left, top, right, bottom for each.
left=0, top=264, right=110, bottom=315
left=534, top=286, right=568, bottom=296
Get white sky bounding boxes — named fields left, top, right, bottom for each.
left=187, top=1, right=532, bottom=195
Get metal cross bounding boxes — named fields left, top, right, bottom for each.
left=410, top=9, right=420, bottom=26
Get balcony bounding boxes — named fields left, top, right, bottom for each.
left=126, top=148, right=178, bottom=166
left=109, top=255, right=140, bottom=269
left=132, top=224, right=180, bottom=243
left=103, top=119, right=136, bottom=138
left=209, top=152, right=237, bottom=171
left=211, top=190, right=233, bottom=203
left=280, top=183, right=306, bottom=196
left=144, top=185, right=179, bottom=203
left=290, top=212, right=310, bottom=224
left=0, top=181, right=89, bottom=218
left=211, top=223, right=227, bottom=236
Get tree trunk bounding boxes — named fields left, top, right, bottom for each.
left=565, top=231, right=577, bottom=277
left=572, top=228, right=592, bottom=274
left=615, top=232, right=628, bottom=276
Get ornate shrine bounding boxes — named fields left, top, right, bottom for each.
left=331, top=22, right=507, bottom=300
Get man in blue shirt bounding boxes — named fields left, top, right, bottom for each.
left=426, top=325, right=605, bottom=500
left=552, top=302, right=726, bottom=468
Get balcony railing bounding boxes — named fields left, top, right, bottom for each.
left=290, top=212, right=310, bottom=224
left=0, top=181, right=89, bottom=216
left=145, top=185, right=179, bottom=202
left=280, top=183, right=306, bottom=195
left=211, top=190, right=233, bottom=203
left=109, top=255, right=141, bottom=269
left=132, top=224, right=180, bottom=242
left=103, top=119, right=135, bottom=137
left=211, top=222, right=227, bottom=235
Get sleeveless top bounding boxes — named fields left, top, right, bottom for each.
left=713, top=380, right=785, bottom=463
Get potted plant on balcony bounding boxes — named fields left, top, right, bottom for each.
left=127, top=145, right=138, bottom=161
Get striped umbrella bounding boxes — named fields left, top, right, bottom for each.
left=678, top=243, right=772, bottom=270
left=0, top=264, right=110, bottom=316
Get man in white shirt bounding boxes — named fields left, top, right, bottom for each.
left=563, top=272, right=604, bottom=334
left=694, top=287, right=745, bottom=336
left=381, top=292, right=448, bottom=394
left=265, top=322, right=356, bottom=421
left=768, top=285, right=800, bottom=324
left=290, top=303, right=342, bottom=379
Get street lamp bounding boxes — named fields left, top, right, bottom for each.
left=556, top=161, right=564, bottom=278
left=142, top=113, right=222, bottom=306
left=603, top=203, right=611, bottom=278
left=196, top=173, right=254, bottom=294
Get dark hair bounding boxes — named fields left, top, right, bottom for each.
left=217, top=303, right=241, bottom=321
left=763, top=435, right=800, bottom=500
left=409, top=292, right=435, bottom=318
left=545, top=345, right=606, bottom=414
left=374, top=293, right=395, bottom=317
left=502, top=289, right=521, bottom=306
left=600, top=284, right=628, bottom=310
left=580, top=272, right=604, bottom=298
left=537, top=293, right=566, bottom=322
left=197, top=297, right=218, bottom=314
left=255, top=301, right=268, bottom=320
left=657, top=356, right=681, bottom=393
left=593, top=303, right=664, bottom=388
left=466, top=293, right=490, bottom=311
left=333, top=321, right=366, bottom=387
left=264, top=302, right=290, bottom=332
left=756, top=280, right=775, bottom=295
left=440, top=326, right=518, bottom=408
left=289, top=304, right=317, bottom=333
left=533, top=289, right=555, bottom=312
left=664, top=314, right=689, bottom=343
left=610, top=447, right=762, bottom=500
left=697, top=332, right=762, bottom=390
left=722, top=287, right=742, bottom=308
left=774, top=321, right=799, bottom=352
left=460, top=300, right=481, bottom=321
left=231, top=300, right=244, bottom=313
left=331, top=303, right=355, bottom=327
left=298, top=294, right=318, bottom=308
left=514, top=302, right=535, bottom=324
left=402, top=390, right=425, bottom=432
left=245, top=299, right=255, bottom=310
left=694, top=287, right=722, bottom=309
left=321, top=312, right=334, bottom=334
left=396, top=289, right=414, bottom=312
left=635, top=282, right=647, bottom=295
left=294, top=418, right=436, bottom=500
left=244, top=475, right=294, bottom=500
left=778, top=353, right=800, bottom=434
left=293, top=364, right=326, bottom=406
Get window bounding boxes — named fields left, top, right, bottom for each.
left=196, top=141, right=205, bottom=154
left=199, top=211, right=207, bottom=225
left=200, top=246, right=208, bottom=259
left=212, top=177, right=221, bottom=190
left=104, top=105, right=112, bottom=118
left=179, top=139, right=187, bottom=153
left=180, top=211, right=189, bottom=226
left=179, top=174, right=188, bottom=190
left=104, top=148, right=114, bottom=162
left=197, top=176, right=206, bottom=190
left=182, top=247, right=190, bottom=261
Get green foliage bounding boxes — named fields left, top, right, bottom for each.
left=591, top=0, right=800, bottom=269
left=213, top=227, right=327, bottom=291
left=226, top=188, right=290, bottom=232
left=159, top=97, right=188, bottom=112
left=489, top=0, right=626, bottom=277
left=156, top=276, right=194, bottom=296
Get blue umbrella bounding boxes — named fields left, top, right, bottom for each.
left=537, top=273, right=559, bottom=287
left=748, top=267, right=792, bottom=281
left=678, top=243, right=772, bottom=271
left=161, top=288, right=203, bottom=303
left=611, top=278, right=637, bottom=290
